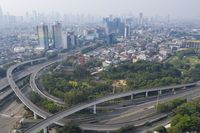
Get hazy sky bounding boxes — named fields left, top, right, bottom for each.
left=1, top=0, right=200, bottom=18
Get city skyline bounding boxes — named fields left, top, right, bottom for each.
left=1, top=0, right=200, bottom=19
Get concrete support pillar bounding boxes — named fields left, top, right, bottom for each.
left=43, top=127, right=48, bottom=133
left=146, top=91, right=148, bottom=97
left=34, top=112, right=38, bottom=119
left=107, top=131, right=110, bottom=133
left=172, top=88, right=176, bottom=95
left=159, top=90, right=162, bottom=95
left=93, top=104, right=97, bottom=114
left=112, top=87, right=115, bottom=94
left=131, top=94, right=134, bottom=100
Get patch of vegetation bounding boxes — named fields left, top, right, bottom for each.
left=154, top=126, right=167, bottom=133
left=100, top=60, right=184, bottom=90
left=169, top=99, right=200, bottom=133
left=41, top=59, right=112, bottom=107
left=168, top=49, right=200, bottom=72
left=30, top=92, right=63, bottom=113
left=156, top=98, right=187, bottom=113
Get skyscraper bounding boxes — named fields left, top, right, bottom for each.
left=37, top=23, right=49, bottom=51
left=104, top=17, right=125, bottom=36
left=66, top=32, right=78, bottom=49
left=139, top=12, right=143, bottom=25
left=124, top=25, right=131, bottom=39
left=52, top=22, right=63, bottom=49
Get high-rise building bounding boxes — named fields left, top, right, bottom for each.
left=124, top=25, right=131, bottom=39
left=167, top=15, right=170, bottom=24
left=37, top=23, right=49, bottom=51
left=104, top=17, right=125, bottom=36
left=52, top=22, right=63, bottom=49
left=139, top=13, right=143, bottom=25
left=108, top=33, right=117, bottom=45
left=66, top=32, right=78, bottom=49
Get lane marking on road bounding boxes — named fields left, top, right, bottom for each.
left=107, top=105, right=155, bottom=123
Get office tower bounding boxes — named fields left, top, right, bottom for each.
left=124, top=25, right=131, bottom=39
left=37, top=23, right=49, bottom=51
left=167, top=15, right=170, bottom=24
left=62, top=33, right=67, bottom=49
left=52, top=22, right=63, bottom=49
left=108, top=33, right=116, bottom=44
left=96, top=27, right=106, bottom=38
left=104, top=17, right=125, bottom=36
left=139, top=12, right=143, bottom=25
left=66, top=32, right=78, bottom=49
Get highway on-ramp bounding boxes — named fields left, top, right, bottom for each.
left=30, top=59, right=65, bottom=105
left=6, top=58, right=65, bottom=126
left=7, top=58, right=49, bottom=118
left=0, top=62, right=61, bottom=102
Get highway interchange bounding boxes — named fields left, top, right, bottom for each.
left=1, top=51, right=200, bottom=133
left=0, top=61, right=62, bottom=102
left=24, top=84, right=199, bottom=133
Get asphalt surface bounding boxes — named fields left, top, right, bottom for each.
left=24, top=84, right=198, bottom=133
left=7, top=58, right=53, bottom=119
left=0, top=63, right=57, bottom=101
left=79, top=86, right=200, bottom=132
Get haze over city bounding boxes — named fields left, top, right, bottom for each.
left=1, top=0, right=200, bottom=133
left=1, top=0, right=200, bottom=18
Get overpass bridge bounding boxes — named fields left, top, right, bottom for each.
left=6, top=57, right=197, bottom=133
left=7, top=58, right=66, bottom=133
left=23, top=82, right=196, bottom=133
left=0, top=62, right=58, bottom=103
left=30, top=59, right=65, bottom=105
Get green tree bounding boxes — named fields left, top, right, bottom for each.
left=154, top=126, right=167, bottom=133
left=74, top=65, right=90, bottom=79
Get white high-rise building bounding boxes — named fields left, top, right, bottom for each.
left=37, top=23, right=49, bottom=51
left=52, top=22, right=63, bottom=49
left=62, top=32, right=67, bottom=49
left=139, top=12, right=143, bottom=25
left=124, top=25, right=131, bottom=39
